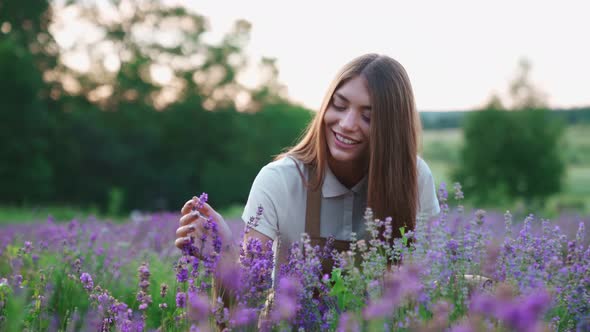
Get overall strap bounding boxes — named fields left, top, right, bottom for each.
left=304, top=166, right=350, bottom=254
left=305, top=166, right=322, bottom=238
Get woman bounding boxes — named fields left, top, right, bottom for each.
left=175, top=53, right=440, bottom=277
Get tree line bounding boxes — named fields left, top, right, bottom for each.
left=421, top=107, right=590, bottom=130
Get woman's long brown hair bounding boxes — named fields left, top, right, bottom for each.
left=277, top=54, right=421, bottom=236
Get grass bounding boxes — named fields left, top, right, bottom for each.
left=0, top=205, right=125, bottom=225
left=426, top=160, right=455, bottom=188
left=0, top=203, right=247, bottom=226
left=565, top=166, right=590, bottom=196
left=564, top=124, right=590, bottom=166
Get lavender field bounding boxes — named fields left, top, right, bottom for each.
left=1, top=185, right=589, bottom=331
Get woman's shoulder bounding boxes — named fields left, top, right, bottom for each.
left=416, top=155, right=441, bottom=217
left=416, top=156, right=435, bottom=183
left=257, top=155, right=307, bottom=186
left=261, top=155, right=303, bottom=175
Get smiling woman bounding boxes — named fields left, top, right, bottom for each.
left=175, top=53, right=440, bottom=281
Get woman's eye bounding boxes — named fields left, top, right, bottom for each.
left=362, top=114, right=371, bottom=123
left=332, top=102, right=346, bottom=111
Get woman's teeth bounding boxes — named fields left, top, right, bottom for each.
left=336, top=133, right=359, bottom=145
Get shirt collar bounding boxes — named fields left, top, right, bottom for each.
left=322, top=164, right=368, bottom=198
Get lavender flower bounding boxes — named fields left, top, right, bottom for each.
left=229, top=305, right=258, bottom=327
left=160, top=283, right=168, bottom=298
left=270, top=276, right=302, bottom=322
left=238, top=237, right=274, bottom=308
left=363, top=265, right=423, bottom=320
left=470, top=285, right=551, bottom=332
left=245, top=205, right=264, bottom=233
left=176, top=292, right=186, bottom=308
left=193, top=193, right=208, bottom=211
left=80, top=272, right=94, bottom=291
left=23, top=241, right=33, bottom=254
left=187, top=291, right=210, bottom=321
left=136, top=262, right=152, bottom=311
left=337, top=312, right=360, bottom=332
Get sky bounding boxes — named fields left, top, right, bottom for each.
left=180, top=0, right=590, bottom=111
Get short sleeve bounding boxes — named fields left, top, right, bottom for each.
left=417, top=158, right=441, bottom=220
left=241, top=165, right=285, bottom=240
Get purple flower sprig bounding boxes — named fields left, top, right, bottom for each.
left=237, top=237, right=274, bottom=309
left=160, top=283, right=168, bottom=298
left=137, top=262, right=152, bottom=311
left=454, top=182, right=465, bottom=213
left=84, top=285, right=136, bottom=331
left=245, top=205, right=264, bottom=234
left=276, top=233, right=334, bottom=330
left=174, top=192, right=229, bottom=329
left=199, top=215, right=222, bottom=288
left=192, top=193, right=208, bottom=212
left=470, top=284, right=552, bottom=332
left=363, top=264, right=423, bottom=321
left=80, top=272, right=94, bottom=292
left=438, top=182, right=450, bottom=216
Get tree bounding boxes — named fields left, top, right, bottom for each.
left=454, top=60, right=565, bottom=207
left=508, top=59, right=548, bottom=110
left=0, top=0, right=59, bottom=203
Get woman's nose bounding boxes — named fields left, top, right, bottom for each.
left=339, top=109, right=359, bottom=131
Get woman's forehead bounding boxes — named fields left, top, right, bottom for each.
left=334, top=77, right=371, bottom=109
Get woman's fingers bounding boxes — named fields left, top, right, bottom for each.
left=180, top=199, right=196, bottom=215
left=177, top=196, right=230, bottom=256
left=180, top=197, right=219, bottom=220
left=193, top=200, right=219, bottom=220
left=175, top=236, right=191, bottom=249
left=174, top=234, right=209, bottom=251
left=176, top=222, right=198, bottom=238
left=179, top=211, right=207, bottom=227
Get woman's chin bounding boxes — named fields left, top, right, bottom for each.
left=328, top=148, right=359, bottom=164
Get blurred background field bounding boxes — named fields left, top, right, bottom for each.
left=422, top=123, right=590, bottom=218
left=1, top=126, right=588, bottom=226
left=2, top=122, right=589, bottom=224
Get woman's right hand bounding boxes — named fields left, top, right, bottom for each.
left=175, top=196, right=233, bottom=258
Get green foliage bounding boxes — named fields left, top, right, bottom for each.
left=454, top=108, right=566, bottom=206
left=420, top=108, right=590, bottom=130
left=420, top=111, right=467, bottom=129
left=563, top=125, right=590, bottom=166
left=0, top=37, right=55, bottom=203
left=421, top=125, right=590, bottom=214
left=2, top=99, right=311, bottom=213
left=107, top=187, right=125, bottom=217
left=329, top=268, right=360, bottom=311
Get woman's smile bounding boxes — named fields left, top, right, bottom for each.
left=333, top=130, right=361, bottom=147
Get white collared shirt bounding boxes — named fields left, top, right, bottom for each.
left=241, top=156, right=440, bottom=264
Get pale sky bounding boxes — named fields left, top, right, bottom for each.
left=183, top=0, right=590, bottom=111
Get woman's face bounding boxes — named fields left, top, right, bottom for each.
left=324, top=76, right=372, bottom=168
